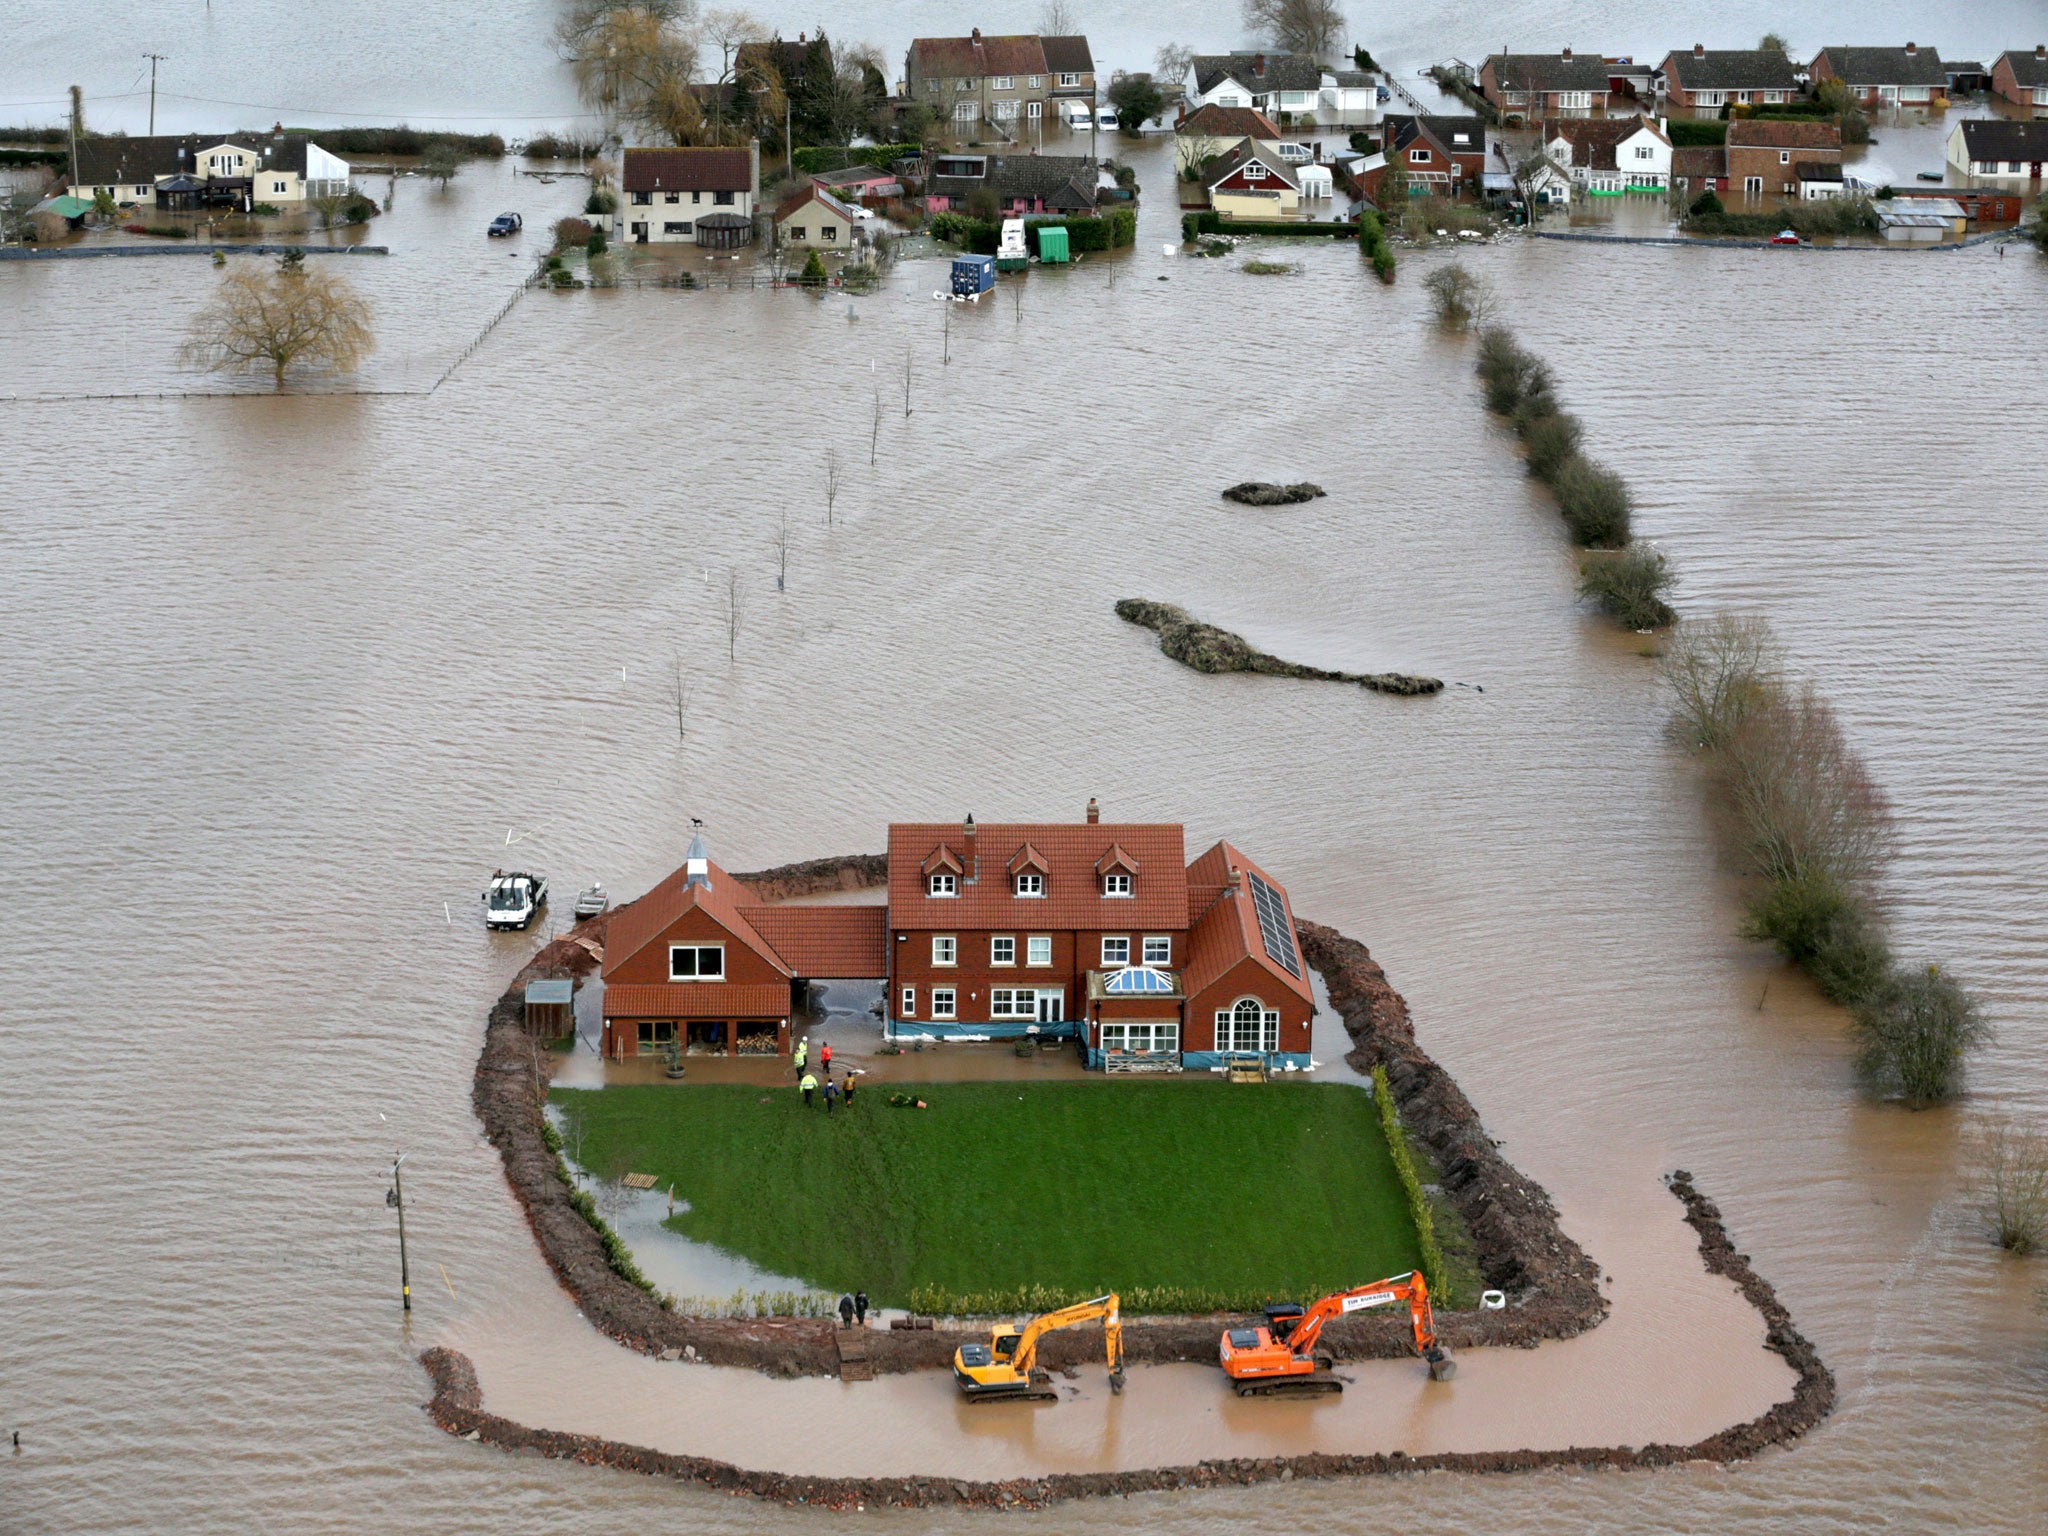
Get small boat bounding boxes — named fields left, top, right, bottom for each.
left=1915, top=171, right=1943, bottom=182
left=574, top=884, right=609, bottom=919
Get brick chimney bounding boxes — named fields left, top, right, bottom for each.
left=1561, top=46, right=1572, bottom=62
left=1904, top=42, right=1917, bottom=57
left=1254, top=53, right=1266, bottom=77
left=963, top=813, right=977, bottom=882
left=2037, top=43, right=2045, bottom=59
left=971, top=27, right=981, bottom=40
left=1694, top=43, right=1706, bottom=59
left=1085, top=797, right=1100, bottom=824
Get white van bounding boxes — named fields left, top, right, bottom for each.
left=1059, top=100, right=1092, bottom=130
left=1096, top=107, right=1119, bottom=130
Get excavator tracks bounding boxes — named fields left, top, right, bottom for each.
left=1233, top=1371, right=1344, bottom=1398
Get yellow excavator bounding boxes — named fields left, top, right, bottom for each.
left=951, top=1293, right=1127, bottom=1402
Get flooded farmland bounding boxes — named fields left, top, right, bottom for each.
left=5, top=9, right=2048, bottom=1533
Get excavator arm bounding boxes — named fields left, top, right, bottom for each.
left=1015, top=1294, right=1125, bottom=1387
left=955, top=1293, right=1126, bottom=1400
left=1287, top=1271, right=1440, bottom=1359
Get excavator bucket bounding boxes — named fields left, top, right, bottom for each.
left=1426, top=1350, right=1456, bottom=1382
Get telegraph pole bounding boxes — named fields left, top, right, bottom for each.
left=389, top=1153, right=412, bottom=1312
left=143, top=54, right=168, bottom=136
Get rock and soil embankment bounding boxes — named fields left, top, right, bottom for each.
left=1221, top=481, right=1325, bottom=506
left=1115, top=599, right=1443, bottom=697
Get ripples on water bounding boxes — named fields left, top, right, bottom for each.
left=3, top=123, right=2045, bottom=1535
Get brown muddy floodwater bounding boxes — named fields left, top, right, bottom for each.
left=4, top=132, right=2046, bottom=1535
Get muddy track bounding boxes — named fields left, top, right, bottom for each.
left=447, top=856, right=1834, bottom=1500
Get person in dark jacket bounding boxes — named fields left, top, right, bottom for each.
left=838, top=1294, right=855, bottom=1328
left=824, top=1076, right=841, bottom=1114
left=853, top=1290, right=869, bottom=1326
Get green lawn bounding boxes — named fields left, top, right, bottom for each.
left=550, top=1080, right=1423, bottom=1311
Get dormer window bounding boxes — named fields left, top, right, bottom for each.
left=1103, top=873, right=1133, bottom=897
left=1014, top=873, right=1044, bottom=897
left=929, top=873, right=957, bottom=897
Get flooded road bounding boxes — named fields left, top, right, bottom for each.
left=5, top=100, right=2048, bottom=1536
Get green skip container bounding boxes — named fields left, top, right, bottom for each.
left=1035, top=225, right=1070, bottom=264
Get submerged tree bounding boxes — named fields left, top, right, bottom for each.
left=558, top=0, right=707, bottom=144
left=179, top=254, right=375, bottom=387
left=1854, top=964, right=1990, bottom=1107
left=1242, top=0, right=1344, bottom=59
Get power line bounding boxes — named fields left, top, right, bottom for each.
left=154, top=90, right=603, bottom=122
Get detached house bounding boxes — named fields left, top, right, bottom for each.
left=617, top=143, right=759, bottom=246
left=773, top=183, right=866, bottom=250
left=1175, top=104, right=1283, bottom=175
left=69, top=131, right=350, bottom=208
left=1806, top=45, right=1947, bottom=107
left=886, top=804, right=1316, bottom=1071
left=1946, top=119, right=2048, bottom=182
left=1991, top=46, right=2048, bottom=111
left=905, top=30, right=1095, bottom=135
left=1379, top=114, right=1488, bottom=198
left=1479, top=49, right=1612, bottom=116
left=1542, top=116, right=1673, bottom=191
left=1204, top=139, right=1303, bottom=219
left=1658, top=45, right=1800, bottom=109
left=1185, top=53, right=1324, bottom=121
left=1725, top=119, right=1841, bottom=198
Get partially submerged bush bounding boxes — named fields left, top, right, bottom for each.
left=1973, top=1118, right=2048, bottom=1254
left=799, top=249, right=827, bottom=285
left=1475, top=326, right=1546, bottom=414
left=1423, top=260, right=1492, bottom=328
left=1576, top=541, right=1674, bottom=629
left=1241, top=259, right=1295, bottom=275
left=1664, top=614, right=1780, bottom=751
left=1551, top=453, right=1633, bottom=546
left=1519, top=407, right=1582, bottom=480
left=1854, top=964, right=1989, bottom=1107
left=1740, top=871, right=1891, bottom=1002
left=1723, top=686, right=1892, bottom=896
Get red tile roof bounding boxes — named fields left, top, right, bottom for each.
left=1726, top=120, right=1842, bottom=151
left=887, top=821, right=1188, bottom=929
left=911, top=34, right=1050, bottom=79
left=603, top=857, right=786, bottom=981
left=1180, top=840, right=1315, bottom=1008
left=746, top=905, right=888, bottom=977
left=602, top=982, right=791, bottom=1019
left=620, top=146, right=753, bottom=193
left=1177, top=104, right=1283, bottom=140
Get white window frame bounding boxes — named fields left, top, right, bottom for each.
left=667, top=943, right=725, bottom=981
left=1014, top=872, right=1044, bottom=897
left=954, top=100, right=977, bottom=121
left=1779, top=150, right=1791, bottom=165
left=928, top=872, right=957, bottom=897
left=990, top=988, right=1034, bottom=1019
left=1027, top=935, right=1053, bottom=966
left=1244, top=162, right=1267, bottom=179
left=1141, top=936, right=1172, bottom=966
left=992, top=75, right=1014, bottom=90
left=991, top=936, right=1016, bottom=966
left=1027, top=100, right=1042, bottom=119
left=1103, top=873, right=1132, bottom=897
left=1058, top=72, right=1079, bottom=88
left=1743, top=175, right=1763, bottom=194
left=1100, top=936, right=1130, bottom=968
left=1216, top=997, right=1281, bottom=1053
left=901, top=985, right=915, bottom=1016
left=932, top=935, right=957, bottom=966
left=1027, top=75, right=1044, bottom=89
left=931, top=987, right=956, bottom=1019
left=1101, top=1021, right=1179, bottom=1054
left=1410, top=148, right=1430, bottom=163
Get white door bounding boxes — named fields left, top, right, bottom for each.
left=1035, top=989, right=1063, bottom=1023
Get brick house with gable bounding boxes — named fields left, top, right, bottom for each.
left=1806, top=45, right=1948, bottom=107
left=615, top=144, right=759, bottom=246
left=1479, top=49, right=1613, bottom=116
left=906, top=31, right=1093, bottom=136
left=1204, top=139, right=1303, bottom=219
left=1992, top=46, right=2048, bottom=111
left=1657, top=46, right=1801, bottom=110
left=1543, top=116, right=1673, bottom=191
left=1725, top=119, right=1842, bottom=198
left=1377, top=114, right=1488, bottom=199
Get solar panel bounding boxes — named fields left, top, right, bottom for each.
left=1246, top=872, right=1302, bottom=978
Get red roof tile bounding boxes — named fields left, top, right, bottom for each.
left=603, top=857, right=786, bottom=981
left=1726, top=119, right=1842, bottom=151
left=888, top=821, right=1187, bottom=929
left=621, top=146, right=753, bottom=193
left=747, top=906, right=888, bottom=977
left=1180, top=841, right=1314, bottom=1008
left=602, top=982, right=791, bottom=1019
left=910, top=34, right=1049, bottom=79
left=1177, top=104, right=1283, bottom=140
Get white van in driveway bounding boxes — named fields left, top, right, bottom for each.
left=1096, top=107, right=1119, bottom=130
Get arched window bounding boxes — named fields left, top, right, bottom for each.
left=1216, top=996, right=1279, bottom=1053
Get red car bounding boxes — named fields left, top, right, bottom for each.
left=1769, top=229, right=1802, bottom=245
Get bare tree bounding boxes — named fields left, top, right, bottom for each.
left=869, top=383, right=882, bottom=466
left=557, top=1, right=706, bottom=144
left=822, top=448, right=842, bottom=525
left=1154, top=43, right=1195, bottom=94
left=1039, top=0, right=1079, bottom=35
left=1724, top=684, right=1894, bottom=896
left=419, top=138, right=465, bottom=187
left=1973, top=1117, right=2048, bottom=1253
left=669, top=651, right=691, bottom=740
left=723, top=568, right=742, bottom=659
left=1422, top=261, right=1495, bottom=329
left=1663, top=614, right=1781, bottom=751
left=1242, top=0, right=1345, bottom=59
left=179, top=254, right=375, bottom=388
left=901, top=348, right=913, bottom=416
left=773, top=505, right=790, bottom=589
left=699, top=8, right=768, bottom=142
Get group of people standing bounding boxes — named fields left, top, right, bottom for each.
left=794, top=1036, right=857, bottom=1112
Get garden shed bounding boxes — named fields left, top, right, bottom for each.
left=523, top=979, right=575, bottom=1039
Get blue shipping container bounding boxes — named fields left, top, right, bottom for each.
left=950, top=254, right=995, bottom=296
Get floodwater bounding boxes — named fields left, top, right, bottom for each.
left=6, top=57, right=2048, bottom=1536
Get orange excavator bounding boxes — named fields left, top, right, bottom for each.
left=1218, top=1272, right=1454, bottom=1396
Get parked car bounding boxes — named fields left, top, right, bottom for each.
left=1769, top=228, right=1802, bottom=245
left=487, top=212, right=523, bottom=237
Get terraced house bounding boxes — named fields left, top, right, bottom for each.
left=1725, top=119, right=1842, bottom=198
left=1657, top=45, right=1800, bottom=109
left=905, top=30, right=1095, bottom=136
left=1806, top=44, right=1948, bottom=107
left=1478, top=48, right=1613, bottom=115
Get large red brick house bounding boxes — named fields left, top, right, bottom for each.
left=1375, top=114, right=1488, bottom=200
left=1725, top=119, right=1842, bottom=198
left=598, top=807, right=1319, bottom=1072
left=886, top=804, right=1316, bottom=1070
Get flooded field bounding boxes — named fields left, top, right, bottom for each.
left=5, top=20, right=2048, bottom=1536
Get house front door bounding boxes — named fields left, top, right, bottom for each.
left=632, top=222, right=648, bottom=242
left=1035, top=989, right=1063, bottom=1024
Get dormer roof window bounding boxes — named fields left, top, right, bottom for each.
left=1103, top=872, right=1133, bottom=897
left=920, top=844, right=964, bottom=878
left=929, top=872, right=958, bottom=897
left=1014, top=872, right=1044, bottom=897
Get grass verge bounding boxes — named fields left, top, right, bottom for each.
left=550, top=1080, right=1423, bottom=1311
